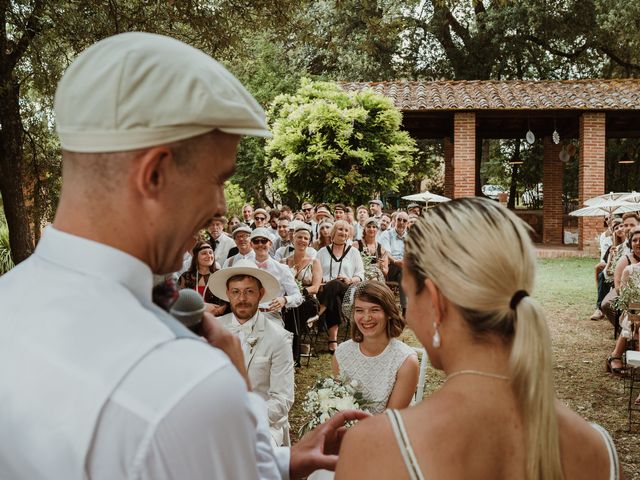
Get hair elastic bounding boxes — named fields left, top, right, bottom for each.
left=510, top=290, right=529, bottom=309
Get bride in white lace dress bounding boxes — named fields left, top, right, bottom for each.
left=333, top=281, right=419, bottom=414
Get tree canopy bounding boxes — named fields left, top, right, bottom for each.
left=266, top=79, right=417, bottom=205
left=4, top=0, right=640, bottom=263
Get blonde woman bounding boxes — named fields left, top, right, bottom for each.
left=316, top=220, right=365, bottom=354
left=313, top=220, right=333, bottom=250
left=336, top=198, right=619, bottom=480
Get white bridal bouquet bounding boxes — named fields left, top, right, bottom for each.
left=299, top=376, right=370, bottom=435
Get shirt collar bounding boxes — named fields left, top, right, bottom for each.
left=232, top=311, right=258, bottom=329
left=35, top=226, right=153, bottom=305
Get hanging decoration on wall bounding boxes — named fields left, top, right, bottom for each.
left=525, top=118, right=535, bottom=145
left=552, top=118, right=560, bottom=145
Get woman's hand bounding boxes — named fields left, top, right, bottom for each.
left=268, top=296, right=286, bottom=311
left=337, top=275, right=351, bottom=284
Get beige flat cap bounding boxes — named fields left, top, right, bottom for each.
left=55, top=32, right=270, bottom=153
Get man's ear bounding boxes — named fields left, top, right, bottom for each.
left=132, top=146, right=173, bottom=199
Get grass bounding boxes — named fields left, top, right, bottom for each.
left=291, top=257, right=640, bottom=479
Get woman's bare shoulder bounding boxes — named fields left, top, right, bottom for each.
left=556, top=403, right=612, bottom=480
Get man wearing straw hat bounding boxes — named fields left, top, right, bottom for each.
left=0, top=32, right=364, bottom=479
left=210, top=259, right=294, bottom=447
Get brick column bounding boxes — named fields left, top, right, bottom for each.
left=543, top=137, right=564, bottom=244
left=453, top=112, right=476, bottom=198
left=443, top=137, right=454, bottom=198
left=578, top=112, right=606, bottom=252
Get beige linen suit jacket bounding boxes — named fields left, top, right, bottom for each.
left=218, top=312, right=294, bottom=445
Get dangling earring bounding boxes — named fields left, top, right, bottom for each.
left=432, top=322, right=441, bottom=348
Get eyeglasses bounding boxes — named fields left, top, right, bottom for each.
left=254, top=216, right=266, bottom=222
left=302, top=208, right=313, bottom=212
left=228, top=288, right=259, bottom=298
left=235, top=233, right=249, bottom=240
left=251, top=238, right=269, bottom=245
left=396, top=218, right=408, bottom=223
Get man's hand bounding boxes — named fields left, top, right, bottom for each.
left=289, top=410, right=370, bottom=480
left=201, top=312, right=251, bottom=390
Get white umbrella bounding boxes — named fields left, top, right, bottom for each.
left=584, top=192, right=631, bottom=206
left=620, top=191, right=640, bottom=204
left=569, top=200, right=640, bottom=217
left=402, top=191, right=451, bottom=203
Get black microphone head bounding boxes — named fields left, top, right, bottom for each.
left=170, top=289, right=206, bottom=327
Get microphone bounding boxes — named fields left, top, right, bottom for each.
left=170, top=289, right=206, bottom=328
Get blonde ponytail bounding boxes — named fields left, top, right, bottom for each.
left=405, top=197, right=563, bottom=480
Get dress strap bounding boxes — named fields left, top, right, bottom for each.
left=385, top=409, right=425, bottom=480
left=590, top=423, right=619, bottom=480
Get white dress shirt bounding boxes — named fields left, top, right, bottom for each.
left=254, top=257, right=303, bottom=310
left=315, top=245, right=365, bottom=282
left=0, top=226, right=288, bottom=480
left=223, top=249, right=256, bottom=268
left=211, top=232, right=236, bottom=265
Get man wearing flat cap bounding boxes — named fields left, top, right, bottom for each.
left=210, top=260, right=294, bottom=447
left=0, top=32, right=364, bottom=479
left=369, top=199, right=384, bottom=220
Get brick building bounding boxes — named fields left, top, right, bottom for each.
left=342, top=79, right=640, bottom=253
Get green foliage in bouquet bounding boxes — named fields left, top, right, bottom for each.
left=266, top=78, right=417, bottom=205
left=613, top=270, right=640, bottom=311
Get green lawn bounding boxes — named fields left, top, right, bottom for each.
left=292, top=257, right=640, bottom=479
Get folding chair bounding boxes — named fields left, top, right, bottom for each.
left=412, top=347, right=429, bottom=404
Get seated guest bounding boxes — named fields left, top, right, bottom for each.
left=353, top=217, right=389, bottom=280
left=285, top=223, right=323, bottom=364
left=336, top=197, right=620, bottom=480
left=316, top=220, right=365, bottom=354
left=275, top=221, right=317, bottom=261
left=407, top=214, right=419, bottom=230
left=226, top=215, right=241, bottom=233
left=333, top=281, right=418, bottom=414
left=606, top=226, right=640, bottom=374
left=334, top=203, right=347, bottom=221
left=206, top=215, right=235, bottom=263
left=380, top=210, right=409, bottom=312
left=223, top=224, right=254, bottom=267
left=368, top=199, right=383, bottom=220
left=379, top=213, right=391, bottom=233
left=353, top=205, right=369, bottom=241
left=591, top=217, right=623, bottom=320
left=209, top=260, right=294, bottom=446
left=268, top=209, right=280, bottom=238
left=252, top=208, right=272, bottom=236
left=280, top=205, right=293, bottom=221
left=250, top=227, right=303, bottom=326
left=601, top=213, right=639, bottom=326
left=271, top=217, right=292, bottom=256
left=313, top=206, right=333, bottom=240
left=406, top=202, right=421, bottom=216
left=312, top=220, right=333, bottom=250
left=178, top=241, right=227, bottom=316
left=241, top=203, right=254, bottom=225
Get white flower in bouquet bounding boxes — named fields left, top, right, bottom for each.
left=299, top=376, right=372, bottom=435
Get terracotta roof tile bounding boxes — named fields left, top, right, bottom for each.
left=340, top=79, right=640, bottom=111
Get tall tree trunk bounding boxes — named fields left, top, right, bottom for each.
left=0, top=77, right=35, bottom=264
